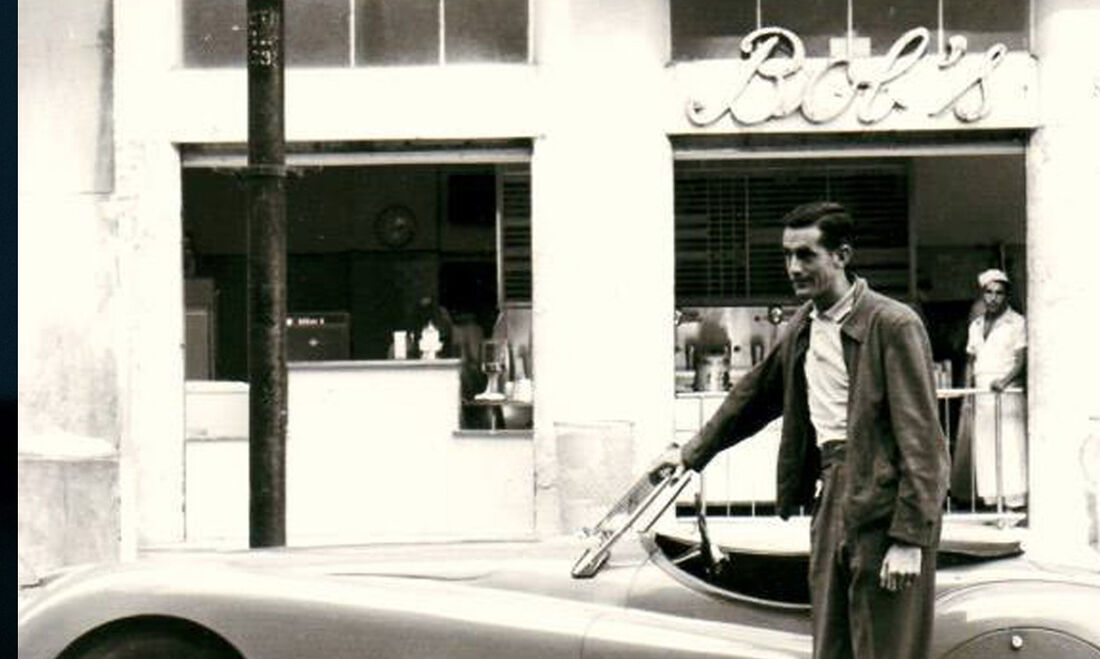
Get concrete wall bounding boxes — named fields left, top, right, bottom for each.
left=21, top=0, right=1100, bottom=558
left=127, top=0, right=677, bottom=539
left=182, top=373, right=534, bottom=546
left=17, top=0, right=126, bottom=575
left=18, top=436, right=119, bottom=581
left=112, top=1, right=189, bottom=549
left=1026, top=0, right=1100, bottom=559
left=529, top=0, right=675, bottom=534
left=18, top=0, right=118, bottom=437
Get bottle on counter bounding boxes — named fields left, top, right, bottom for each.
left=392, top=331, right=409, bottom=359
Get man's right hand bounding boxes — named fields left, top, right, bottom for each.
left=648, top=443, right=686, bottom=482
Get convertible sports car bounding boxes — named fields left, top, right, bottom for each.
left=18, top=468, right=1100, bottom=659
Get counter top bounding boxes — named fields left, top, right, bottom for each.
left=452, top=429, right=534, bottom=440
left=185, top=380, right=249, bottom=394
left=465, top=398, right=533, bottom=407
left=676, top=390, right=732, bottom=399
left=288, top=358, right=461, bottom=371
left=679, top=388, right=1023, bottom=400
left=936, top=386, right=1024, bottom=398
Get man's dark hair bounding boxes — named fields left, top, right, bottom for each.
left=781, top=201, right=854, bottom=252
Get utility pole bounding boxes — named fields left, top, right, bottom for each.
left=246, top=0, right=287, bottom=548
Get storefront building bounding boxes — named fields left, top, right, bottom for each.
left=18, top=1, right=1100, bottom=568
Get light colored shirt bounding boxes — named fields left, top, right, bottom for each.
left=967, top=307, right=1027, bottom=379
left=805, top=279, right=863, bottom=445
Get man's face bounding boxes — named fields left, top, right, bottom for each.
left=982, top=281, right=1008, bottom=316
left=782, top=225, right=849, bottom=303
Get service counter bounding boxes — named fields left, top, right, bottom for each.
left=183, top=359, right=533, bottom=546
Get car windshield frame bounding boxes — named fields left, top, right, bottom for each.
left=570, top=466, right=695, bottom=578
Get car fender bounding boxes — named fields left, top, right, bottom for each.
left=19, top=562, right=609, bottom=659
left=932, top=579, right=1100, bottom=659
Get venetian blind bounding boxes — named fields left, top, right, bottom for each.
left=499, top=165, right=532, bottom=303
left=675, top=162, right=910, bottom=304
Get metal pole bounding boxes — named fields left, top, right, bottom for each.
left=969, top=392, right=977, bottom=513
left=995, top=391, right=1004, bottom=519
left=246, top=0, right=287, bottom=548
left=941, top=394, right=952, bottom=514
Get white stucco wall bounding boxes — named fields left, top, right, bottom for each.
left=18, top=434, right=120, bottom=581
left=1025, top=0, right=1100, bottom=558
left=530, top=0, right=675, bottom=533
left=124, top=0, right=680, bottom=539
left=17, top=0, right=128, bottom=571
left=110, top=0, right=188, bottom=548
left=18, top=0, right=118, bottom=437
left=21, top=0, right=1099, bottom=554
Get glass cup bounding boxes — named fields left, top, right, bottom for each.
left=476, top=339, right=509, bottom=400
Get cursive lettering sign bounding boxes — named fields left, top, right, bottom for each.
left=930, top=41, right=1007, bottom=122
left=686, top=26, right=1007, bottom=127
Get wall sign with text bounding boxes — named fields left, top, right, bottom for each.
left=675, top=26, right=1037, bottom=132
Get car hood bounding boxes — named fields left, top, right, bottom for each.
left=121, top=533, right=652, bottom=607
left=133, top=523, right=1099, bottom=602
left=18, top=536, right=663, bottom=659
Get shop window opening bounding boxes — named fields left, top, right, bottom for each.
left=182, top=158, right=532, bottom=432
left=673, top=153, right=1028, bottom=525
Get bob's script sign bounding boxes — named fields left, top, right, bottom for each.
left=680, top=26, right=1035, bottom=131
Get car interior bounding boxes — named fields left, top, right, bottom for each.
left=649, top=496, right=1025, bottom=608
left=572, top=467, right=1026, bottom=609
left=655, top=528, right=812, bottom=605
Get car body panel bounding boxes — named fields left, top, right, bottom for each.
left=20, top=557, right=606, bottom=659
left=586, top=610, right=810, bottom=659
left=932, top=579, right=1100, bottom=657
left=941, top=628, right=1100, bottom=659
left=18, top=515, right=1100, bottom=659
left=18, top=553, right=816, bottom=659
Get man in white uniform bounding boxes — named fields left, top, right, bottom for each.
left=965, top=268, right=1027, bottom=508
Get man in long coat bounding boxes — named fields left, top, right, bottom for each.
left=658, top=201, right=949, bottom=659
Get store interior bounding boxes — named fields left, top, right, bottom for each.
left=672, top=153, right=1026, bottom=392
left=181, top=152, right=1024, bottom=429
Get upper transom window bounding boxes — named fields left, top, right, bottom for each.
left=182, top=0, right=530, bottom=68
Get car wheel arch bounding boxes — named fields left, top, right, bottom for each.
left=940, top=627, right=1100, bottom=659
left=932, top=580, right=1100, bottom=658
left=56, top=615, right=245, bottom=659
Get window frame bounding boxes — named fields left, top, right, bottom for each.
left=179, top=0, right=534, bottom=69
left=668, top=0, right=1032, bottom=62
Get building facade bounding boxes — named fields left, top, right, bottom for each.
left=18, top=0, right=1100, bottom=570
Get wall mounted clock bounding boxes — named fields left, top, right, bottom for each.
left=374, top=205, right=417, bottom=248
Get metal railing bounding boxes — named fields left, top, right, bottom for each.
left=939, top=387, right=1028, bottom=526
left=685, top=389, right=1028, bottom=526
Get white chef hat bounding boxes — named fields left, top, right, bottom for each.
left=977, top=268, right=1009, bottom=288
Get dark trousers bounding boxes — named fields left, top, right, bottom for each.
left=809, top=442, right=939, bottom=659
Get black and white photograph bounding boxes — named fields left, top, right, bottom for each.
left=17, top=1, right=1100, bottom=658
